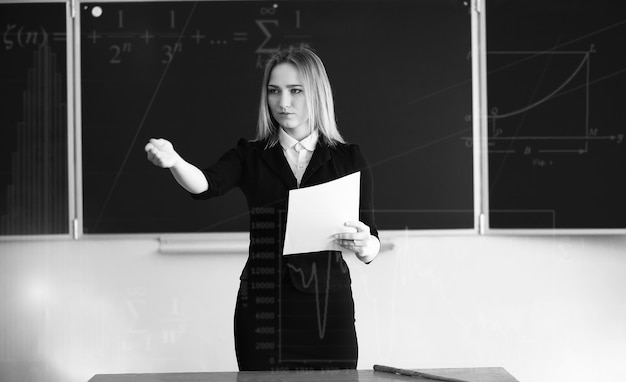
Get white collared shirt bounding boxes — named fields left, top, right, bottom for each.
left=278, top=128, right=318, bottom=187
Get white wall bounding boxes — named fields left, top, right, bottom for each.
left=1, top=234, right=625, bottom=382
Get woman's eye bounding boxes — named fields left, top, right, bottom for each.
left=268, top=88, right=278, bottom=94
left=291, top=88, right=302, bottom=94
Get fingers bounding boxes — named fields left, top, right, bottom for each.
left=144, top=138, right=175, bottom=168
left=334, top=221, right=372, bottom=254
left=334, top=221, right=370, bottom=240
left=334, top=237, right=371, bottom=255
left=344, top=220, right=369, bottom=232
left=145, top=138, right=169, bottom=152
left=151, top=138, right=170, bottom=149
left=145, top=141, right=159, bottom=164
left=335, top=238, right=368, bottom=248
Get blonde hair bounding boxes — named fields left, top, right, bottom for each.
left=256, top=45, right=345, bottom=147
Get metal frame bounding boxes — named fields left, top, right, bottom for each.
left=2, top=0, right=622, bottom=246
left=0, top=0, right=75, bottom=241
left=477, top=0, right=626, bottom=236
left=73, top=0, right=482, bottom=251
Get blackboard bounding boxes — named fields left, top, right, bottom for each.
left=486, top=0, right=626, bottom=230
left=0, top=2, right=68, bottom=235
left=80, top=0, right=473, bottom=234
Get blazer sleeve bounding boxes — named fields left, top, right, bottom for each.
left=190, top=138, right=248, bottom=200
left=351, top=144, right=378, bottom=240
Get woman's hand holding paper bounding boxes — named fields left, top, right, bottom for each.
left=334, top=221, right=380, bottom=263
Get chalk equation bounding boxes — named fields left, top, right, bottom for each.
left=2, top=23, right=65, bottom=50
left=82, top=3, right=311, bottom=67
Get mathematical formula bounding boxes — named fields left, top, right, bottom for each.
left=2, top=24, right=65, bottom=50
left=82, top=4, right=310, bottom=67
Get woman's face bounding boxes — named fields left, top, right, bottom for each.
left=267, top=62, right=310, bottom=140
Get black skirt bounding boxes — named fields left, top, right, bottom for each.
left=234, top=252, right=358, bottom=371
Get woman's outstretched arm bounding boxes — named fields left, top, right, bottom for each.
left=145, top=138, right=209, bottom=194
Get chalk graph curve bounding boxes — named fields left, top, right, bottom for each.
left=489, top=53, right=589, bottom=120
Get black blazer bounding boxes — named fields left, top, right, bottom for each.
left=192, top=138, right=378, bottom=293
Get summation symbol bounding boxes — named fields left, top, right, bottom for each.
left=255, top=20, right=280, bottom=54
left=82, top=4, right=311, bottom=66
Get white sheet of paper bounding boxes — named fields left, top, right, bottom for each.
left=282, top=171, right=360, bottom=256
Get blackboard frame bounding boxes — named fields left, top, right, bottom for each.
left=8, top=0, right=624, bottom=241
left=75, top=0, right=479, bottom=240
left=0, top=0, right=75, bottom=240
left=482, top=0, right=626, bottom=235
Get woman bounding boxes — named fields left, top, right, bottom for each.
left=145, top=45, right=380, bottom=370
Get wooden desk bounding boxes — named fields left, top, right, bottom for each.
left=89, top=368, right=518, bottom=382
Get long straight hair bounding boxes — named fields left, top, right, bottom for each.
left=256, top=45, right=345, bottom=147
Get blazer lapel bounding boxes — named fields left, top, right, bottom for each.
left=301, top=142, right=332, bottom=187
left=260, top=143, right=298, bottom=189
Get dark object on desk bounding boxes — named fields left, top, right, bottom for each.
left=374, top=364, right=470, bottom=382
left=88, top=368, right=519, bottom=382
